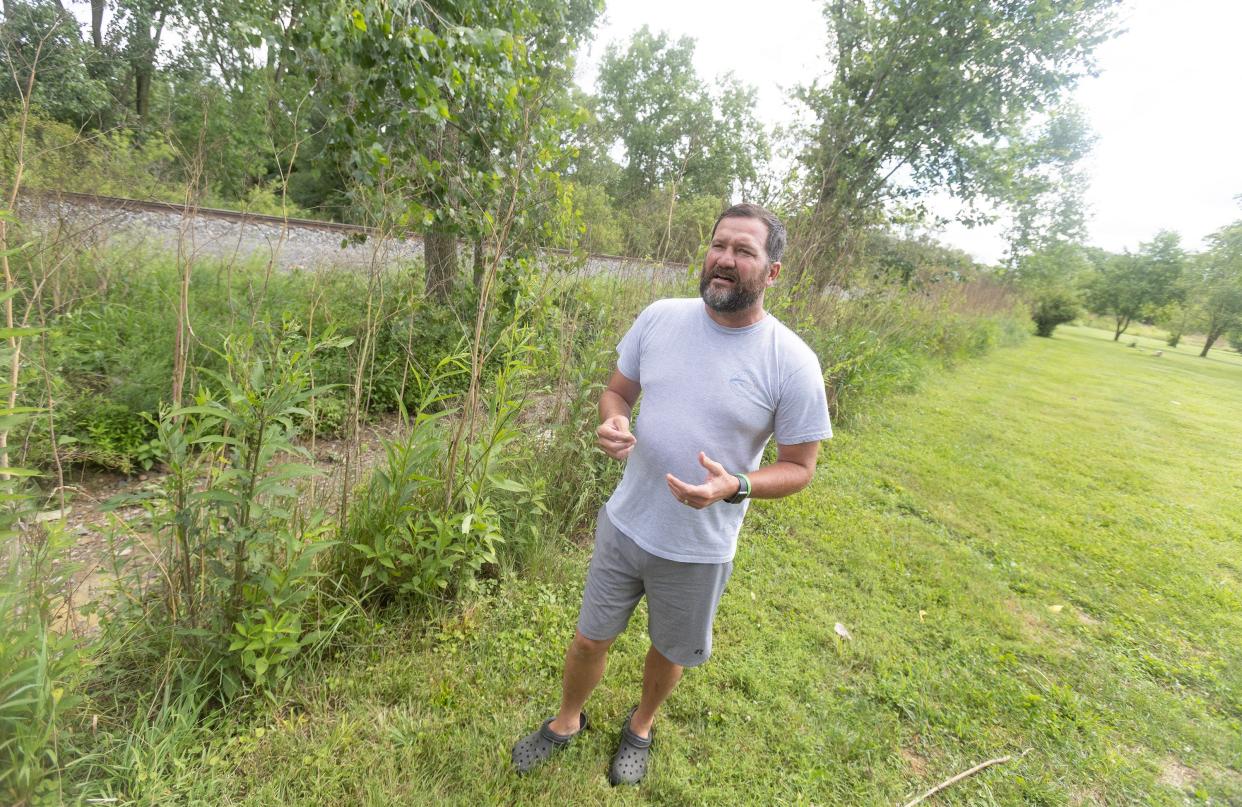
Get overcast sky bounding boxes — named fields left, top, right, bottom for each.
left=576, top=0, right=1242, bottom=264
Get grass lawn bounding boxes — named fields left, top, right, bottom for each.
left=157, top=323, right=1241, bottom=805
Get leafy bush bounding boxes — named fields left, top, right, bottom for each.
left=337, top=329, right=545, bottom=602
left=0, top=114, right=182, bottom=202
left=1030, top=287, right=1080, bottom=337
left=566, top=182, right=624, bottom=255
left=104, top=322, right=351, bottom=700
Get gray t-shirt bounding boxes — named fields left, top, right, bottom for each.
left=604, top=298, right=832, bottom=563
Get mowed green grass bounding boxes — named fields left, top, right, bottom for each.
left=175, top=324, right=1241, bottom=806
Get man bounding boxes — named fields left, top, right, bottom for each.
left=511, top=203, right=832, bottom=785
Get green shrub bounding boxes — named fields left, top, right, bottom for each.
left=1030, top=287, right=1080, bottom=337
left=0, top=114, right=183, bottom=202
left=103, top=322, right=351, bottom=700
left=336, top=328, right=545, bottom=602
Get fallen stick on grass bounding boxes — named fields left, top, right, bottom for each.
left=900, top=755, right=1013, bottom=807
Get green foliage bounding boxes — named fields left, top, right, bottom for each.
left=998, top=106, right=1095, bottom=260
left=300, top=0, right=602, bottom=295
left=15, top=245, right=469, bottom=471
left=564, top=182, right=623, bottom=255
left=0, top=524, right=81, bottom=806
left=1086, top=231, right=1186, bottom=340
left=1187, top=221, right=1242, bottom=357
left=618, top=188, right=721, bottom=263
left=0, top=114, right=182, bottom=201
left=522, top=291, right=621, bottom=543
left=338, top=323, right=546, bottom=602
left=105, top=322, right=349, bottom=700
left=0, top=2, right=111, bottom=126
left=780, top=277, right=1027, bottom=423
left=861, top=231, right=978, bottom=286
left=795, top=0, right=1119, bottom=279
left=1030, top=287, right=1080, bottom=337
left=1008, top=242, right=1094, bottom=292
left=0, top=299, right=77, bottom=805
left=596, top=26, right=767, bottom=201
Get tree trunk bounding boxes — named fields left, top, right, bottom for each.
left=135, top=66, right=152, bottom=118
left=91, top=0, right=105, bottom=49
left=1113, top=315, right=1129, bottom=341
left=1199, top=330, right=1220, bottom=358
left=131, top=8, right=167, bottom=121
left=424, top=229, right=458, bottom=302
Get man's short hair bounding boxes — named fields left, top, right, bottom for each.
left=712, top=203, right=786, bottom=265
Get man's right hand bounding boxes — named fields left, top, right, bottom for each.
left=596, top=415, right=636, bottom=460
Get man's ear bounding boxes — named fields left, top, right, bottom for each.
left=765, top=261, right=782, bottom=286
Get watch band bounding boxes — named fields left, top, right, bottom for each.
left=725, top=473, right=750, bottom=504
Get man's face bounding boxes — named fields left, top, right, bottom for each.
left=700, top=216, right=779, bottom=314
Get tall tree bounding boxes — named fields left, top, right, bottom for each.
left=999, top=106, right=1095, bottom=262
left=1086, top=231, right=1185, bottom=341
left=596, top=26, right=766, bottom=202
left=0, top=1, right=110, bottom=125
left=1190, top=221, right=1242, bottom=358
left=301, top=0, right=601, bottom=300
left=794, top=0, right=1119, bottom=283
left=111, top=0, right=184, bottom=120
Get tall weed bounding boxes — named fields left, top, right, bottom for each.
left=338, top=322, right=546, bottom=603
left=103, top=321, right=351, bottom=700
left=0, top=376, right=80, bottom=804
left=0, top=524, right=81, bottom=806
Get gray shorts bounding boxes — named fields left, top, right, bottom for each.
left=577, top=507, right=732, bottom=667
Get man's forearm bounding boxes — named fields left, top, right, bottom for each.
left=599, top=388, right=633, bottom=422
left=742, top=459, right=815, bottom=500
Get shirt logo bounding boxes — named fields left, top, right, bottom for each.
left=729, top=370, right=768, bottom=410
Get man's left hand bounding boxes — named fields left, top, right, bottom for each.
left=665, top=452, right=740, bottom=509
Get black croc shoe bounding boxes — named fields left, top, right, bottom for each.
left=511, top=712, right=589, bottom=775
left=608, top=708, right=653, bottom=786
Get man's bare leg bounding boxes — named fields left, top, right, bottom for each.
left=629, top=645, right=683, bottom=738
left=550, top=630, right=614, bottom=734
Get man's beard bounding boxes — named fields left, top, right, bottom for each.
left=700, top=272, right=762, bottom=313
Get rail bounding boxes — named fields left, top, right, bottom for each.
left=21, top=189, right=692, bottom=271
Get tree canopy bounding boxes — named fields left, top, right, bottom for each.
left=1189, top=221, right=1242, bottom=357
left=792, top=0, right=1120, bottom=281
left=1086, top=231, right=1186, bottom=341
left=596, top=26, right=766, bottom=202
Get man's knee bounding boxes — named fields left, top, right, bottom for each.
left=569, top=630, right=614, bottom=658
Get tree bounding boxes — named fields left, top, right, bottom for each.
left=0, top=1, right=110, bottom=125
left=1086, top=231, right=1185, bottom=341
left=1009, top=242, right=1093, bottom=292
left=109, top=0, right=187, bottom=121
left=794, top=0, right=1119, bottom=283
left=863, top=231, right=977, bottom=286
left=1189, top=222, right=1242, bottom=358
left=301, top=0, right=601, bottom=300
left=999, top=106, right=1095, bottom=262
left=596, top=26, right=767, bottom=202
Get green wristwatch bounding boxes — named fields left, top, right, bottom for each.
left=725, top=473, right=751, bottom=504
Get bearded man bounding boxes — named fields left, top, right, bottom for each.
left=512, top=203, right=832, bottom=786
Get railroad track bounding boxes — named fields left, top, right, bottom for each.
left=22, top=189, right=690, bottom=270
